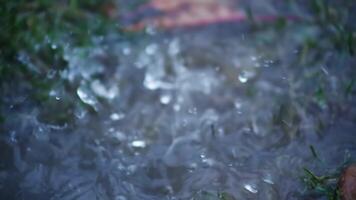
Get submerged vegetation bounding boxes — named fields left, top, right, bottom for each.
left=0, top=0, right=355, bottom=199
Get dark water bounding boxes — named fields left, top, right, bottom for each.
left=1, top=1, right=356, bottom=200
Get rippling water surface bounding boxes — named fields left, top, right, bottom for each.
left=1, top=0, right=356, bottom=199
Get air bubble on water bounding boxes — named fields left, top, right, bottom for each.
left=244, top=184, right=258, bottom=193
left=160, top=93, right=172, bottom=105
left=145, top=43, right=158, bottom=55
left=110, top=113, right=125, bottom=121
left=131, top=140, right=146, bottom=148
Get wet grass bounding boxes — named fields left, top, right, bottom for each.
left=0, top=0, right=138, bottom=124
left=219, top=0, right=355, bottom=199
left=301, top=145, right=352, bottom=200
left=0, top=0, right=109, bottom=112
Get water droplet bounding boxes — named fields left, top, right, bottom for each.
left=263, top=176, right=274, bottom=184
left=182, top=119, right=188, bottom=127
left=321, top=66, right=329, bottom=75
left=126, top=165, right=137, bottom=175
left=112, top=131, right=126, bottom=141
left=145, top=43, right=158, bottom=55
left=77, top=85, right=98, bottom=108
left=49, top=90, right=60, bottom=101
left=10, top=131, right=17, bottom=143
left=131, top=140, right=146, bottom=148
left=123, top=47, right=131, bottom=55
left=202, top=158, right=215, bottom=166
left=115, top=196, right=127, bottom=200
left=238, top=70, right=255, bottom=83
left=144, top=74, right=160, bottom=90
left=91, top=80, right=119, bottom=100
left=145, top=26, right=157, bottom=35
left=160, top=94, right=172, bottom=104
left=238, top=74, right=248, bottom=83
left=110, top=113, right=125, bottom=121
left=47, top=69, right=56, bottom=79
left=51, top=44, right=58, bottom=50
left=168, top=39, right=180, bottom=56
left=173, top=104, right=181, bottom=111
left=74, top=106, right=87, bottom=119
left=263, top=59, right=274, bottom=68
left=244, top=184, right=258, bottom=193
left=250, top=56, right=257, bottom=61
left=188, top=107, right=197, bottom=115
left=234, top=100, right=242, bottom=109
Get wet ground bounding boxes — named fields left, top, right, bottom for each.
left=1, top=0, right=356, bottom=199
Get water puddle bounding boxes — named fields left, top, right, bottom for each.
left=1, top=0, right=356, bottom=199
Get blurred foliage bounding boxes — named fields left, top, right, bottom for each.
left=0, top=0, right=119, bottom=123
left=309, top=0, right=356, bottom=55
